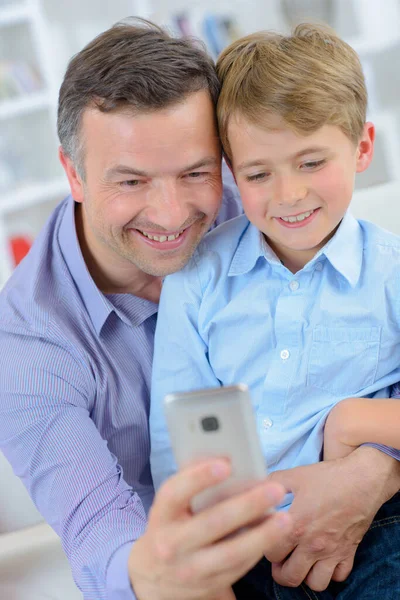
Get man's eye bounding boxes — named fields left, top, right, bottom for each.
left=246, top=172, right=268, bottom=182
left=186, top=172, right=206, bottom=179
left=301, top=160, right=326, bottom=170
left=121, top=180, right=141, bottom=187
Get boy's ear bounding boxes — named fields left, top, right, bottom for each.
left=59, top=146, right=85, bottom=203
left=223, top=153, right=237, bottom=184
left=355, top=122, right=375, bottom=173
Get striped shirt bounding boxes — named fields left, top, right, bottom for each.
left=0, top=186, right=242, bottom=600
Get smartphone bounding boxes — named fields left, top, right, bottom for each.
left=164, top=383, right=267, bottom=512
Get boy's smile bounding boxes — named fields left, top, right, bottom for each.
left=229, top=116, right=374, bottom=273
left=276, top=207, right=319, bottom=228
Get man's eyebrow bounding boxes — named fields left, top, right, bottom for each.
left=105, top=157, right=220, bottom=180
left=183, top=157, right=220, bottom=171
left=104, top=165, right=148, bottom=179
left=236, top=147, right=330, bottom=172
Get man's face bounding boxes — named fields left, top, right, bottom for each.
left=69, top=90, right=222, bottom=278
left=228, top=116, right=373, bottom=271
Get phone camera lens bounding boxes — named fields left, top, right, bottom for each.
left=201, top=416, right=219, bottom=432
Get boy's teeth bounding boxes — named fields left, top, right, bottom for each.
left=140, top=230, right=182, bottom=242
left=281, top=209, right=314, bottom=223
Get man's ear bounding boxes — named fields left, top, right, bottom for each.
left=223, top=153, right=237, bottom=184
left=59, top=147, right=85, bottom=203
left=356, top=122, right=375, bottom=174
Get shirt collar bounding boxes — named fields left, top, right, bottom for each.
left=228, top=220, right=266, bottom=276
left=58, top=196, right=158, bottom=334
left=321, top=211, right=363, bottom=287
left=228, top=211, right=363, bottom=286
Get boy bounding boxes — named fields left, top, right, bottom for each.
left=150, top=24, right=400, bottom=598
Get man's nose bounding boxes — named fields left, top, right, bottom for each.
left=146, top=181, right=191, bottom=231
left=274, top=175, right=307, bottom=207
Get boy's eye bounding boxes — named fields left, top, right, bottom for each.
left=246, top=172, right=268, bottom=182
left=301, top=159, right=326, bottom=170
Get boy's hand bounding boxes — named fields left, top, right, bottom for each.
left=128, top=459, right=291, bottom=600
left=266, top=446, right=400, bottom=592
left=323, top=398, right=359, bottom=460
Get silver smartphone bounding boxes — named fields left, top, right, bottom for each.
left=164, top=383, right=267, bottom=512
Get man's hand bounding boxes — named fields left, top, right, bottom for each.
left=267, top=446, right=400, bottom=592
left=128, top=459, right=291, bottom=600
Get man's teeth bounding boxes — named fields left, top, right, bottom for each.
left=281, top=209, right=314, bottom=223
left=140, top=230, right=183, bottom=242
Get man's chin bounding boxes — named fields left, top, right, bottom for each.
left=133, top=251, right=196, bottom=278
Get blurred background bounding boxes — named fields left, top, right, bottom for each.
left=0, top=0, right=400, bottom=288
left=0, top=1, right=399, bottom=596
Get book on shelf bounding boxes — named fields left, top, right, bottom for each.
left=172, top=12, right=242, bottom=58
left=0, top=60, right=43, bottom=101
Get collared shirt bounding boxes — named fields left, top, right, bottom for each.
left=150, top=212, right=400, bottom=499
left=0, top=183, right=242, bottom=600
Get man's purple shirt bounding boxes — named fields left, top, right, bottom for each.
left=0, top=184, right=242, bottom=600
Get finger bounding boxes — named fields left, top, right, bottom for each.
left=169, top=482, right=286, bottom=555
left=263, top=515, right=303, bottom=563
left=151, top=459, right=231, bottom=524
left=331, top=556, right=355, bottom=582
left=271, top=546, right=315, bottom=588
left=175, top=511, right=292, bottom=588
left=304, top=559, right=338, bottom=592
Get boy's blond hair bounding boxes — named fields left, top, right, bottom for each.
left=216, top=23, right=367, bottom=159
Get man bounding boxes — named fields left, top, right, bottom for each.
left=0, top=18, right=398, bottom=600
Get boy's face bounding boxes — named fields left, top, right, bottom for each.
left=228, top=117, right=374, bottom=271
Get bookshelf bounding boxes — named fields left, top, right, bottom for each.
left=0, top=0, right=69, bottom=287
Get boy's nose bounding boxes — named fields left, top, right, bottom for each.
left=275, top=177, right=307, bottom=207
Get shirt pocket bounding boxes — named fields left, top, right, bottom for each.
left=307, top=326, right=381, bottom=396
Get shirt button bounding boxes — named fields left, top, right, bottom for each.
left=262, top=418, right=273, bottom=430
left=289, top=280, right=299, bottom=291
left=315, top=262, right=323, bottom=271
left=280, top=349, right=290, bottom=360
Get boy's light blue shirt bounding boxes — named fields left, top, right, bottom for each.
left=150, top=212, right=400, bottom=502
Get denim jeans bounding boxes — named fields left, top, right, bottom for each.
left=233, top=492, right=400, bottom=600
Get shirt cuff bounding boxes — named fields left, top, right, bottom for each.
left=106, top=542, right=137, bottom=600
left=362, top=442, right=400, bottom=461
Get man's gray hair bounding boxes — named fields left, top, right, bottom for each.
left=57, top=18, right=220, bottom=178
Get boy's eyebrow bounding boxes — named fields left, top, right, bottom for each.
left=235, top=159, right=266, bottom=172
left=236, top=147, right=330, bottom=172
left=104, top=157, right=219, bottom=179
left=294, top=146, right=330, bottom=158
